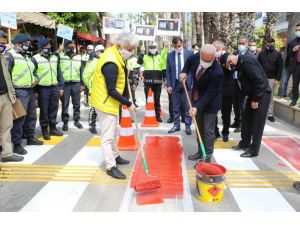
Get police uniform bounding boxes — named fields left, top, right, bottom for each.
left=32, top=39, right=64, bottom=140
left=126, top=56, right=140, bottom=106
left=59, top=47, right=83, bottom=129
left=236, top=55, right=271, bottom=157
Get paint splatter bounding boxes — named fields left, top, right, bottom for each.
left=130, top=136, right=183, bottom=205
left=263, top=137, right=300, bottom=171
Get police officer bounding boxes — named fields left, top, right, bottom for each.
left=83, top=44, right=105, bottom=134
left=227, top=54, right=271, bottom=158
left=32, top=39, right=64, bottom=140
left=127, top=56, right=140, bottom=107
left=138, top=41, right=163, bottom=122
left=60, top=40, right=84, bottom=131
left=5, top=34, right=44, bottom=155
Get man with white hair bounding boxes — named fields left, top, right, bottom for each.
left=90, top=32, right=137, bottom=179
left=180, top=44, right=224, bottom=163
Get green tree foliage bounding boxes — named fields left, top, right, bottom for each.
left=252, top=25, right=283, bottom=50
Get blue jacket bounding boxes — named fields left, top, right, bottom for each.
left=182, top=52, right=224, bottom=113
left=166, top=49, right=193, bottom=90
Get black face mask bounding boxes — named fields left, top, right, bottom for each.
left=229, top=63, right=237, bottom=72
left=0, top=44, right=6, bottom=53
left=266, top=45, right=275, bottom=52
left=66, top=48, right=74, bottom=54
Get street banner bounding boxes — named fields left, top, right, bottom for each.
left=156, top=18, right=181, bottom=36
left=57, top=24, right=74, bottom=41
left=0, top=12, right=17, bottom=29
left=103, top=17, right=126, bottom=35
left=135, top=25, right=156, bottom=41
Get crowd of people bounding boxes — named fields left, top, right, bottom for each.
left=1, top=23, right=300, bottom=181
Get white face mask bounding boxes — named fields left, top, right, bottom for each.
left=249, top=46, right=257, bottom=52
left=215, top=50, right=222, bottom=58
left=295, top=31, right=300, bottom=38
left=238, top=44, right=247, bottom=53
left=200, top=59, right=213, bottom=69
left=149, top=49, right=157, bottom=55
left=119, top=48, right=133, bottom=61
left=193, top=50, right=199, bottom=54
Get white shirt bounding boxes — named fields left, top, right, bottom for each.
left=175, top=49, right=184, bottom=80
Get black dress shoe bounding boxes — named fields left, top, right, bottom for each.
left=215, top=131, right=221, bottom=139
left=41, top=127, right=50, bottom=140
left=188, top=153, right=202, bottom=161
left=74, top=121, right=83, bottom=129
left=240, top=151, right=258, bottom=158
left=62, top=122, right=68, bottom=131
left=2, top=154, right=24, bottom=162
left=106, top=166, right=126, bottom=179
left=13, top=144, right=27, bottom=155
left=290, top=101, right=297, bottom=107
left=230, top=122, right=239, bottom=128
left=268, top=116, right=275, bottom=122
left=115, top=156, right=130, bottom=165
left=186, top=126, right=192, bottom=135
left=89, top=126, right=98, bottom=134
left=167, top=118, right=173, bottom=123
left=232, top=145, right=249, bottom=151
left=27, top=137, right=44, bottom=145
left=223, top=135, right=229, bottom=142
left=168, top=126, right=180, bottom=134
left=234, top=127, right=241, bottom=133
left=156, top=116, right=162, bottom=123
left=50, top=125, right=63, bottom=136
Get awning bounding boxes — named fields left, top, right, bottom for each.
left=76, top=31, right=102, bottom=43
left=16, top=12, right=56, bottom=29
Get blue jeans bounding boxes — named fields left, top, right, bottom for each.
left=280, top=67, right=294, bottom=97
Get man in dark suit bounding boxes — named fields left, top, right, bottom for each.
left=228, top=54, right=271, bottom=158
left=166, top=37, right=193, bottom=135
left=180, top=44, right=223, bottom=162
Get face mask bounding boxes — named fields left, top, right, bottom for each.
left=295, top=31, right=300, bottom=38
left=42, top=47, right=51, bottom=54
left=215, top=50, right=222, bottom=58
left=149, top=49, right=156, bottom=55
left=0, top=44, right=6, bottom=53
left=193, top=50, right=199, bottom=54
left=119, top=48, right=133, bottom=61
left=175, top=47, right=182, bottom=54
left=238, top=44, right=247, bottom=53
left=66, top=48, right=74, bottom=54
left=266, top=45, right=274, bottom=52
left=249, top=46, right=257, bottom=52
left=21, top=44, right=30, bottom=51
left=228, top=63, right=237, bottom=71
left=200, top=59, right=213, bottom=69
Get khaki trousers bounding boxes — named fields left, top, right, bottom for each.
left=96, top=109, right=120, bottom=169
left=0, top=93, right=13, bottom=158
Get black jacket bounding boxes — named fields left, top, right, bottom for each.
left=182, top=53, right=223, bottom=113
left=219, top=54, right=235, bottom=96
left=258, top=50, right=283, bottom=81
left=237, top=55, right=271, bottom=102
left=285, top=37, right=300, bottom=68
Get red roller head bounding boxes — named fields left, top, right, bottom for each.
left=134, top=179, right=161, bottom=193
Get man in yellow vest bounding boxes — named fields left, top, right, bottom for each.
left=32, top=39, right=64, bottom=140
left=83, top=44, right=105, bottom=134
left=60, top=40, right=84, bottom=131
left=5, top=34, right=44, bottom=156
left=90, top=32, right=137, bottom=179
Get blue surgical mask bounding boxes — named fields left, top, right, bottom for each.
left=0, top=44, right=6, bottom=53
left=66, top=48, right=74, bottom=54
left=42, top=47, right=51, bottom=54
left=22, top=44, right=30, bottom=51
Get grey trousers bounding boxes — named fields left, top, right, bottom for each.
left=195, top=111, right=217, bottom=156
left=268, top=79, right=276, bottom=117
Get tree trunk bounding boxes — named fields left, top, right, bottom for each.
left=182, top=12, right=188, bottom=48
left=209, top=12, right=220, bottom=43
left=238, top=12, right=256, bottom=38
left=219, top=12, right=237, bottom=49
left=194, top=12, right=202, bottom=46
left=203, top=12, right=210, bottom=43
left=265, top=12, right=279, bottom=42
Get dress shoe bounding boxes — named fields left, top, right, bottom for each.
left=89, top=126, right=98, bottom=134
left=232, top=145, right=249, bottom=151
left=41, top=127, right=50, bottom=140
left=62, top=122, right=68, bottom=131
left=115, top=156, right=130, bottom=165
left=215, top=131, right=221, bottom=139
left=50, top=125, right=63, bottom=136
left=234, top=127, right=241, bottom=133
left=106, top=166, right=126, bottom=179
left=240, top=151, right=258, bottom=158
left=186, top=126, right=192, bottom=135
left=27, top=137, right=44, bottom=145
left=74, top=121, right=83, bottom=129
left=290, top=100, right=297, bottom=107
left=223, top=135, right=229, bottom=142
left=156, top=116, right=162, bottom=123
left=168, top=126, right=180, bottom=134
left=2, top=154, right=24, bottom=162
left=188, top=152, right=202, bottom=161
left=230, top=122, right=239, bottom=128
left=167, top=118, right=173, bottom=123
left=13, top=144, right=27, bottom=155
left=181, top=118, right=186, bottom=123
left=268, top=116, right=275, bottom=122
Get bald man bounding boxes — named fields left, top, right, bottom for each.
left=180, top=44, right=223, bottom=163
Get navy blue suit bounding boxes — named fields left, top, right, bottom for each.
left=166, top=49, right=193, bottom=128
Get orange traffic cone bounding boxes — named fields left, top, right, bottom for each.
left=118, top=105, right=139, bottom=151
left=141, top=88, right=160, bottom=127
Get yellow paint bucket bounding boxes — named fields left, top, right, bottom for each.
left=195, top=162, right=227, bottom=204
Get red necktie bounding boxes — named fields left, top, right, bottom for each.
left=193, top=66, right=205, bottom=101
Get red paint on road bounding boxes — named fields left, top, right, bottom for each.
left=262, top=137, right=300, bottom=171
left=130, top=136, right=183, bottom=205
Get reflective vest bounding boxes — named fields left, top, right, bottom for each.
left=126, top=57, right=140, bottom=71
left=90, top=45, right=125, bottom=115
left=59, top=53, right=82, bottom=82
left=160, top=47, right=169, bottom=70
left=9, top=49, right=35, bottom=88
left=143, top=54, right=162, bottom=71
left=33, top=54, right=58, bottom=86
left=83, top=57, right=99, bottom=92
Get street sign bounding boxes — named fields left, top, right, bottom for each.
left=102, top=17, right=126, bottom=35
left=135, top=25, right=156, bottom=41
left=156, top=18, right=181, bottom=37
left=0, top=12, right=17, bottom=29
left=57, top=24, right=74, bottom=41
